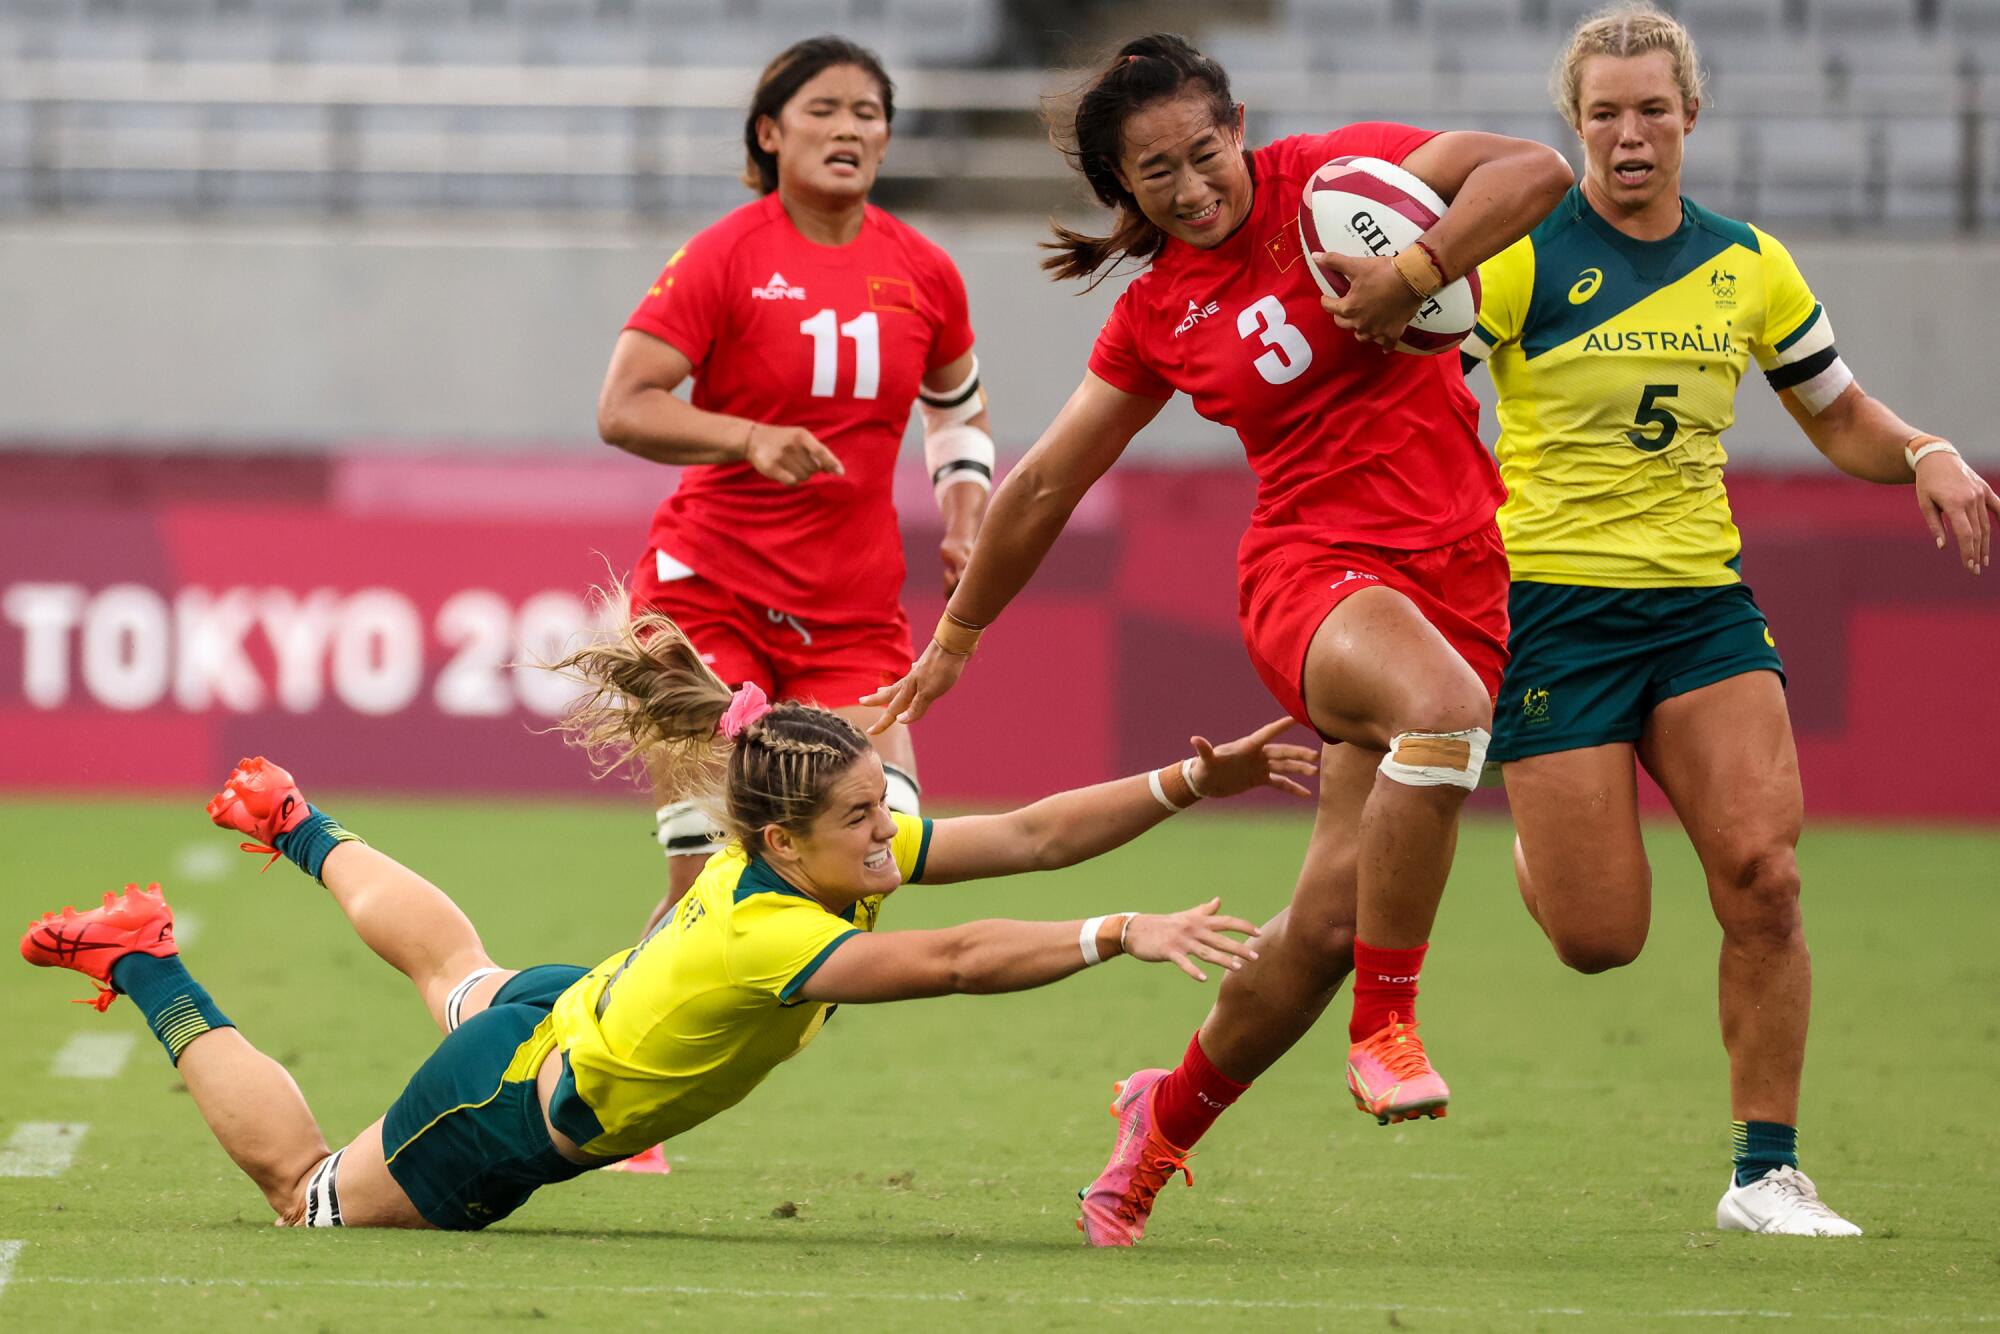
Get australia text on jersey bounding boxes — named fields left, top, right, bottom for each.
left=1581, top=328, right=1735, bottom=354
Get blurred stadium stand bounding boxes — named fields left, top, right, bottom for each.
left=0, top=0, right=1994, bottom=230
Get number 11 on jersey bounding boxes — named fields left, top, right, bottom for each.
left=800, top=309, right=880, bottom=400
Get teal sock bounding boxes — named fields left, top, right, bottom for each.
left=272, top=805, right=364, bottom=882
left=110, top=953, right=234, bottom=1067
left=1732, top=1119, right=1799, bottom=1186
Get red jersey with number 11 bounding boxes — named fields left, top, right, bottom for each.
left=626, top=192, right=975, bottom=623
left=1087, top=124, right=1504, bottom=569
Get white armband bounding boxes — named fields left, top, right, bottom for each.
left=918, top=355, right=983, bottom=431
left=921, top=357, right=993, bottom=506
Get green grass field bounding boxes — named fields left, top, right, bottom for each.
left=1, top=798, right=1996, bottom=1332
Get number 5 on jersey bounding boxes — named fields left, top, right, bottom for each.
left=800, top=309, right=880, bottom=399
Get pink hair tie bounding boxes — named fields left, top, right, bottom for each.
left=716, top=682, right=772, bottom=739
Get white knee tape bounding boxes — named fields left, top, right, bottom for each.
left=655, top=800, right=723, bottom=859
left=444, top=966, right=503, bottom=1033
left=303, top=1149, right=345, bottom=1228
left=1378, top=727, right=1489, bottom=791
left=882, top=763, right=922, bottom=817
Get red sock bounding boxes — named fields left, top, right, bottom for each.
left=1149, top=1031, right=1251, bottom=1151
left=1350, top=940, right=1428, bottom=1042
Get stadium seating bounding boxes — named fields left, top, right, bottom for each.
left=0, top=0, right=1990, bottom=229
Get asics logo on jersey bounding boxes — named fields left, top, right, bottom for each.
left=751, top=272, right=807, bottom=301
left=1568, top=268, right=1604, bottom=305
left=1173, top=298, right=1221, bottom=337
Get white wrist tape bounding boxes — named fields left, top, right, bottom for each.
left=925, top=423, right=995, bottom=506
left=1906, top=438, right=1959, bottom=470
left=1378, top=727, right=1490, bottom=792
left=1147, top=766, right=1187, bottom=813
left=1180, top=756, right=1207, bottom=800
left=1080, top=915, right=1109, bottom=966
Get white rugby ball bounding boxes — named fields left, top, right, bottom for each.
left=1297, top=155, right=1481, bottom=356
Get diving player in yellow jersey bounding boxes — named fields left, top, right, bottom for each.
left=1461, top=5, right=1999, bottom=1238
left=19, top=604, right=1315, bottom=1232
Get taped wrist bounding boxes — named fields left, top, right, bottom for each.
left=925, top=424, right=995, bottom=505
left=1378, top=727, right=1489, bottom=792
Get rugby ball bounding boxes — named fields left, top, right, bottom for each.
left=1297, top=156, right=1481, bottom=356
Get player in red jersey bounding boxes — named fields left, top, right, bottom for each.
left=867, top=34, right=1572, bottom=1242
left=598, top=36, right=995, bottom=932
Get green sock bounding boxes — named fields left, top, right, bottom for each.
left=110, top=953, right=234, bottom=1066
left=1732, top=1120, right=1799, bottom=1186
left=272, top=805, right=364, bottom=882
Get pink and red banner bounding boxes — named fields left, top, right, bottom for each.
left=2, top=452, right=1996, bottom=819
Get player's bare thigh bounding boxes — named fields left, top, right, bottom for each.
left=1300, top=586, right=1491, bottom=746
left=1638, top=670, right=1804, bottom=899
left=1503, top=744, right=1653, bottom=971
left=276, top=1118, right=432, bottom=1230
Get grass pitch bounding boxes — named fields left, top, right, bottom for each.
left=0, top=796, right=1995, bottom=1332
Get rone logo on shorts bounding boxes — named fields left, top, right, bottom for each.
left=1521, top=688, right=1551, bottom=724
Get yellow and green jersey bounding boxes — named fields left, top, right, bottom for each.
left=1464, top=186, right=1836, bottom=587
left=544, top=812, right=934, bottom=1158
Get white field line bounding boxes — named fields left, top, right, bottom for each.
left=0, top=1123, right=87, bottom=1178
left=11, top=1275, right=1998, bottom=1323
left=51, top=1032, right=134, bottom=1080
left=173, top=842, right=233, bottom=884
left=0, top=1242, right=21, bottom=1301
left=174, top=910, right=203, bottom=947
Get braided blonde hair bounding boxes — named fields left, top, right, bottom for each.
left=1553, top=3, right=1706, bottom=130
left=552, top=593, right=870, bottom=849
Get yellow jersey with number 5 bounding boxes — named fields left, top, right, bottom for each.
left=1464, top=186, right=1836, bottom=587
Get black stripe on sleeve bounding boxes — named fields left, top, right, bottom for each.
left=919, top=376, right=982, bottom=410
left=1764, top=344, right=1839, bottom=391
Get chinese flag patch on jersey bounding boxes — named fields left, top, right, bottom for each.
left=868, top=275, right=918, bottom=314
left=1265, top=227, right=1302, bottom=274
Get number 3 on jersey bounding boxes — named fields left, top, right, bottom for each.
left=800, top=309, right=880, bottom=400
left=1238, top=295, right=1312, bottom=385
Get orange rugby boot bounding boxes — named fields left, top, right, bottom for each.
left=603, top=1144, right=674, bottom=1176
left=20, top=882, right=178, bottom=1011
left=1346, top=1014, right=1450, bottom=1126
left=206, top=756, right=311, bottom=869
left=1075, top=1068, right=1193, bottom=1247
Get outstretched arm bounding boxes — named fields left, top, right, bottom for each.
left=864, top=371, right=1166, bottom=729
left=1780, top=381, right=1997, bottom=573
left=796, top=897, right=1260, bottom=1003
left=915, top=719, right=1316, bottom=885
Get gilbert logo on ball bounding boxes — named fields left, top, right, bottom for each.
left=1297, top=156, right=1481, bottom=355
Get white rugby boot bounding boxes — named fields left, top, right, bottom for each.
left=1716, top=1165, right=1862, bottom=1236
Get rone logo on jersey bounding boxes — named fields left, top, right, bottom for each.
left=751, top=271, right=807, bottom=301
left=1174, top=298, right=1222, bottom=337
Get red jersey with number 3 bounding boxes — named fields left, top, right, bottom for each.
left=626, top=192, right=975, bottom=623
left=1088, top=125, right=1505, bottom=568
